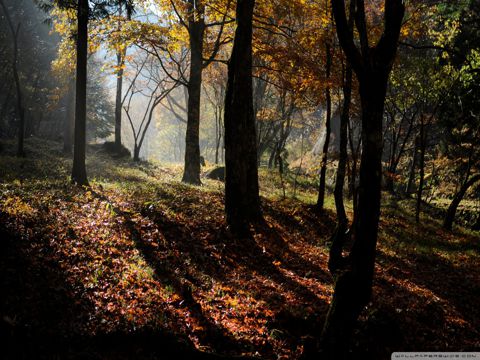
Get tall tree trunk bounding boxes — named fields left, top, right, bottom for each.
left=322, top=0, right=405, bottom=356
left=63, top=79, right=75, bottom=154
left=334, top=65, right=351, bottom=225
left=333, top=0, right=354, bottom=229
left=71, top=0, right=89, bottom=186
left=114, top=49, right=125, bottom=150
left=182, top=21, right=204, bottom=185
left=317, top=42, right=332, bottom=211
left=329, top=60, right=352, bottom=273
left=415, top=116, right=425, bottom=223
left=224, top=0, right=262, bottom=233
left=214, top=105, right=222, bottom=164
left=114, top=1, right=129, bottom=151
left=322, top=70, right=389, bottom=358
left=443, top=174, right=480, bottom=230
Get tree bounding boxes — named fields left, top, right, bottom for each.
left=224, top=0, right=262, bottom=232
left=42, top=0, right=136, bottom=185
left=70, top=0, right=89, bottom=185
left=114, top=0, right=133, bottom=152
left=123, top=53, right=179, bottom=161
left=435, top=0, right=480, bottom=230
left=316, top=42, right=333, bottom=211
left=443, top=174, right=480, bottom=231
left=203, top=62, right=226, bottom=164
left=156, top=0, right=233, bottom=185
left=383, top=72, right=418, bottom=193
left=321, top=0, right=405, bottom=356
left=331, top=0, right=355, bottom=267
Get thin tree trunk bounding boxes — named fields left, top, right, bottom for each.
left=443, top=174, right=480, bottom=230
left=114, top=1, right=129, bottom=151
left=334, top=61, right=352, bottom=227
left=317, top=42, right=332, bottom=211
left=71, top=0, right=89, bottom=186
left=224, top=0, right=262, bottom=233
left=133, top=144, right=140, bottom=162
left=293, top=128, right=305, bottom=198
left=215, top=113, right=220, bottom=165
left=114, top=50, right=125, bottom=150
left=182, top=20, right=204, bottom=185
left=329, top=59, right=352, bottom=273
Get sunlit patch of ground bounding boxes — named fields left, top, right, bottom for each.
left=0, top=137, right=479, bottom=359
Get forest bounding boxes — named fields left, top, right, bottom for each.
left=0, top=0, right=479, bottom=359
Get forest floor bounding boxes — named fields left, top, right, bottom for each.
left=0, top=138, right=479, bottom=360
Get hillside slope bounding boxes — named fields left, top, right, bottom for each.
left=0, top=138, right=479, bottom=359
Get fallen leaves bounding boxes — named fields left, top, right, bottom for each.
left=0, top=139, right=479, bottom=359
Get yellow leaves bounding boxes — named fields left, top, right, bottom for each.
left=225, top=296, right=239, bottom=308
left=2, top=196, right=35, bottom=217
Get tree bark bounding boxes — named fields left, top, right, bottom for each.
left=322, top=0, right=405, bottom=356
left=329, top=61, right=352, bottom=274
left=317, top=43, right=332, bottom=211
left=114, top=50, right=125, bottom=150
left=224, top=0, right=262, bottom=233
left=215, top=109, right=221, bottom=164
left=443, top=174, right=480, bottom=230
left=182, top=19, right=204, bottom=185
left=133, top=145, right=140, bottom=162
left=71, top=0, right=89, bottom=186
left=333, top=0, right=354, bottom=230
left=114, top=1, right=130, bottom=152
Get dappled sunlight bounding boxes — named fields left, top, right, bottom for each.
left=1, top=0, right=479, bottom=358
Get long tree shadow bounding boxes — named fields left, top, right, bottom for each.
left=346, top=245, right=480, bottom=359
left=89, top=189, right=260, bottom=356
left=261, top=199, right=337, bottom=247
left=0, top=208, right=257, bottom=360
left=0, top=216, right=91, bottom=359
left=127, top=187, right=333, bottom=353
left=376, top=249, right=480, bottom=338
left=380, top=203, right=480, bottom=254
